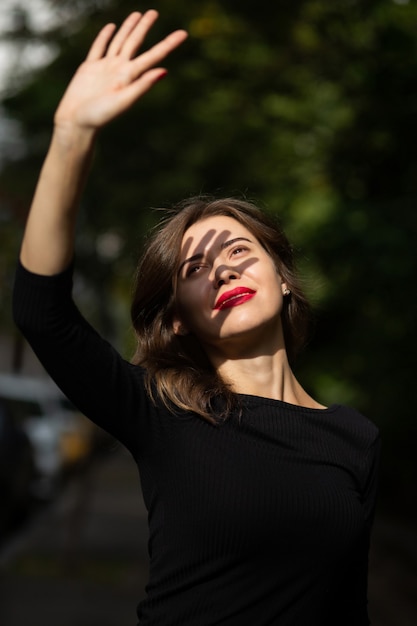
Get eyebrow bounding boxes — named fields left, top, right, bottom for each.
left=178, top=237, right=252, bottom=274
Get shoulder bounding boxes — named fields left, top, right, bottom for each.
left=332, top=404, right=380, bottom=443
left=328, top=405, right=381, bottom=477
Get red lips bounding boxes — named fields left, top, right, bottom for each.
left=214, top=287, right=256, bottom=310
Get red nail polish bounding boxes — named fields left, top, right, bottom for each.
left=155, top=71, right=168, bottom=83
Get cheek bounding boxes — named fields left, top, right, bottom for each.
left=175, top=284, right=205, bottom=324
left=176, top=285, right=195, bottom=312
left=178, top=273, right=214, bottom=304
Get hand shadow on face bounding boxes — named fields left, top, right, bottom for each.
left=176, top=227, right=262, bottom=339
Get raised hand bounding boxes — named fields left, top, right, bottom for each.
left=20, top=11, right=187, bottom=276
left=54, top=10, right=188, bottom=131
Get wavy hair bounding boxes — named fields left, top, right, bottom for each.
left=131, top=196, right=311, bottom=423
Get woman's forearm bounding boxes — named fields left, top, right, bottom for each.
left=19, top=10, right=187, bottom=276
left=20, top=124, right=96, bottom=275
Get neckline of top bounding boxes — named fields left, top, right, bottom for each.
left=236, top=393, right=340, bottom=414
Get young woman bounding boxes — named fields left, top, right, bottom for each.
left=12, top=10, right=380, bottom=626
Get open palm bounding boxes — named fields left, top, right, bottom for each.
left=55, top=10, right=187, bottom=130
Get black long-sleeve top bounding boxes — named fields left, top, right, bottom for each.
left=13, top=261, right=380, bottom=626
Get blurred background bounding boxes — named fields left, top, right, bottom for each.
left=0, top=0, right=416, bottom=624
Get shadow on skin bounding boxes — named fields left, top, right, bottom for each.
left=176, top=227, right=284, bottom=361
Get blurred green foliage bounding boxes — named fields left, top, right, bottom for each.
left=1, top=0, right=416, bottom=515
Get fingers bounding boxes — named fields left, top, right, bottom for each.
left=85, top=23, right=117, bottom=61
left=106, top=11, right=146, bottom=58
left=85, top=10, right=156, bottom=62
left=86, top=11, right=187, bottom=69
left=116, top=10, right=160, bottom=59
left=119, top=67, right=169, bottom=106
left=129, top=29, right=188, bottom=80
left=106, top=10, right=162, bottom=60
left=96, top=67, right=168, bottom=123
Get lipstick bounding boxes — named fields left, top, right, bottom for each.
left=214, top=287, right=256, bottom=310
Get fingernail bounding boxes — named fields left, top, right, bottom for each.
left=155, top=70, right=168, bottom=83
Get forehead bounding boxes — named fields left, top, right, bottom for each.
left=180, top=215, right=254, bottom=256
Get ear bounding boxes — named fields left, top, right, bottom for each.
left=172, top=316, right=190, bottom=336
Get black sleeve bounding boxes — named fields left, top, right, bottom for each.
left=340, top=434, right=381, bottom=625
left=12, top=260, right=153, bottom=457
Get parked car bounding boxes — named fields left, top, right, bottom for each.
left=0, top=398, right=35, bottom=536
left=0, top=373, right=96, bottom=500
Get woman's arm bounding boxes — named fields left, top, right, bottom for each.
left=20, top=10, right=187, bottom=275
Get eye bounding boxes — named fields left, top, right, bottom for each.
left=186, top=263, right=204, bottom=277
left=230, top=245, right=248, bottom=257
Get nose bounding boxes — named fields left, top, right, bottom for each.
left=214, top=263, right=241, bottom=289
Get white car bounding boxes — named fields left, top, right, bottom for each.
left=0, top=373, right=94, bottom=499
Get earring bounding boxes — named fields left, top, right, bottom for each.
left=283, top=288, right=291, bottom=296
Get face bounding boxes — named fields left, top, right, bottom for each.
left=173, top=215, right=289, bottom=356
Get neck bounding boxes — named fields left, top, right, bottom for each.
left=205, top=339, right=324, bottom=409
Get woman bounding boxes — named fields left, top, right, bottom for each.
left=13, top=10, right=380, bottom=626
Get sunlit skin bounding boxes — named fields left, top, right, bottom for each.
left=173, top=215, right=324, bottom=407
left=174, top=216, right=286, bottom=351
left=20, top=11, right=188, bottom=276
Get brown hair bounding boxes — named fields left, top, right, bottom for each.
left=131, top=196, right=311, bottom=423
